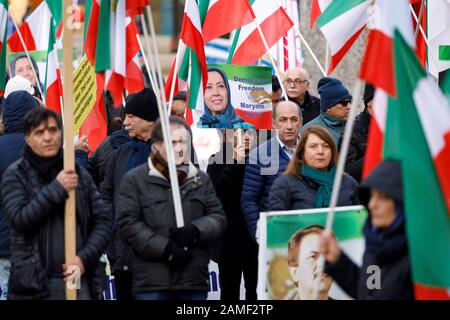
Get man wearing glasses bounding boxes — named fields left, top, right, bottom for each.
left=283, top=68, right=320, bottom=125
left=301, top=77, right=352, bottom=145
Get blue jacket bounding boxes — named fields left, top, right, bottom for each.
left=0, top=91, right=38, bottom=257
left=241, top=137, right=291, bottom=239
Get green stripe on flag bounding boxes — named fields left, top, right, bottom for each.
left=188, top=50, right=202, bottom=109
left=84, top=0, right=92, bottom=41
left=266, top=208, right=367, bottom=248
left=226, top=0, right=256, bottom=64
left=316, top=0, right=368, bottom=27
left=391, top=30, right=450, bottom=289
left=45, top=0, right=62, bottom=27
left=178, top=48, right=191, bottom=81
left=439, top=45, right=450, bottom=61
left=95, top=0, right=110, bottom=72
left=0, top=26, right=7, bottom=91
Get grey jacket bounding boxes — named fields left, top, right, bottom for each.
left=116, top=160, right=226, bottom=293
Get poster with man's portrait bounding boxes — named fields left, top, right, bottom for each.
left=257, top=206, right=367, bottom=300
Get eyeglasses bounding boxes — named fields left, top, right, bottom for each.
left=283, top=78, right=309, bottom=86
left=339, top=98, right=352, bottom=107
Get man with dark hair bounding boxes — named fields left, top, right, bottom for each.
left=1, top=107, right=112, bottom=300
left=288, top=225, right=333, bottom=300
left=116, top=116, right=226, bottom=300
left=100, top=87, right=160, bottom=300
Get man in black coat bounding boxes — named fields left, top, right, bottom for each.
left=116, top=116, right=226, bottom=300
left=0, top=108, right=112, bottom=300
left=283, top=67, right=320, bottom=125
left=338, top=83, right=374, bottom=182
left=100, top=88, right=159, bottom=300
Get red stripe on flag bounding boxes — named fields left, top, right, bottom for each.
left=434, top=132, right=450, bottom=215
left=231, top=8, right=293, bottom=65
left=81, top=73, right=107, bottom=153
left=235, top=109, right=272, bottom=130
left=107, top=72, right=125, bottom=108
left=45, top=71, right=62, bottom=114
left=362, top=115, right=384, bottom=179
left=310, top=0, right=321, bottom=29
left=328, top=25, right=365, bottom=75
left=412, top=2, right=427, bottom=68
left=414, top=283, right=450, bottom=300
left=126, top=19, right=141, bottom=62
left=126, top=59, right=145, bottom=94
left=164, top=59, right=179, bottom=104
left=84, top=1, right=100, bottom=65
left=180, top=13, right=207, bottom=90
left=8, top=23, right=37, bottom=52
left=360, top=29, right=396, bottom=97
left=126, top=0, right=148, bottom=16
left=202, top=0, right=253, bottom=43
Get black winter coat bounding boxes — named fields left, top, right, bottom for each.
left=338, top=110, right=370, bottom=182
left=268, top=174, right=359, bottom=211
left=289, top=91, right=320, bottom=125
left=1, top=159, right=112, bottom=300
left=207, top=146, right=255, bottom=261
left=116, top=161, right=226, bottom=293
left=325, top=235, right=414, bottom=300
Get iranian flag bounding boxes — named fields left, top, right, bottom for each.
left=361, top=0, right=415, bottom=177
left=383, top=31, right=450, bottom=300
left=106, top=0, right=143, bottom=107
left=360, top=0, right=415, bottom=96
left=316, top=0, right=370, bottom=74
left=126, top=0, right=148, bottom=16
left=0, top=0, right=8, bottom=95
left=8, top=1, right=52, bottom=52
left=202, top=0, right=253, bottom=43
left=44, top=23, right=62, bottom=114
left=228, top=0, right=294, bottom=66
left=310, top=0, right=332, bottom=29
left=82, top=0, right=109, bottom=153
left=165, top=0, right=207, bottom=124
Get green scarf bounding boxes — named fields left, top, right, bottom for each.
left=301, top=164, right=336, bottom=208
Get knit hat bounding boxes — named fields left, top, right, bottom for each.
left=4, top=75, right=35, bottom=98
left=317, top=77, right=352, bottom=111
left=124, top=88, right=159, bottom=121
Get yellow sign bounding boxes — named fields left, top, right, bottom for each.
left=73, top=57, right=97, bottom=132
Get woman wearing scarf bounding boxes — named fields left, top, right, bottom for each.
left=319, top=160, right=414, bottom=299
left=9, top=54, right=44, bottom=101
left=269, top=126, right=359, bottom=211
left=198, top=66, right=254, bottom=129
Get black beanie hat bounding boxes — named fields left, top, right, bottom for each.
left=317, top=77, right=352, bottom=112
left=124, top=88, right=159, bottom=121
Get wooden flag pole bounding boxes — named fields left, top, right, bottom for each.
left=62, top=0, right=76, bottom=301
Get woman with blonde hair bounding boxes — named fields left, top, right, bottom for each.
left=269, top=126, right=359, bottom=211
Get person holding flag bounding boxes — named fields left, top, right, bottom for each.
left=319, top=160, right=414, bottom=300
